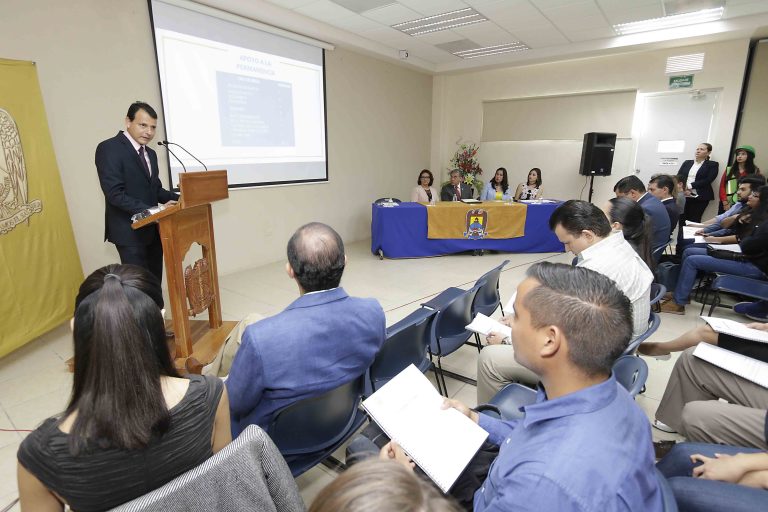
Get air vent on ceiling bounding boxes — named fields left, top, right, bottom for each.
left=666, top=53, right=705, bottom=74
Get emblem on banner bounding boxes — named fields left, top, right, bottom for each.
left=463, top=209, right=488, bottom=239
left=0, top=108, right=42, bottom=235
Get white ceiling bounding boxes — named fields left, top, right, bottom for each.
left=199, top=0, right=768, bottom=73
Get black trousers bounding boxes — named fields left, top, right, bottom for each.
left=675, top=198, right=711, bottom=255
left=115, top=233, right=164, bottom=283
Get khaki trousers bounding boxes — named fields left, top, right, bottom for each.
left=476, top=344, right=538, bottom=404
left=655, top=347, right=768, bottom=449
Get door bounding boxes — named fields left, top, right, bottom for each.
left=632, top=90, right=720, bottom=186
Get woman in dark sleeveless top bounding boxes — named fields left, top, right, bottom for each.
left=17, top=264, right=231, bottom=511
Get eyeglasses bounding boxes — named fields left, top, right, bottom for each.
left=420, top=175, right=430, bottom=179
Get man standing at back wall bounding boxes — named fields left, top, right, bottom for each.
left=96, top=101, right=179, bottom=281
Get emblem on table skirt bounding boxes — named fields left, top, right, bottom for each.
left=464, top=209, right=488, bottom=240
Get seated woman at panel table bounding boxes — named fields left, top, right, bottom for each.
left=606, top=196, right=655, bottom=268
left=480, top=167, right=511, bottom=201
left=17, top=264, right=231, bottom=512
left=410, top=169, right=438, bottom=203
left=514, top=168, right=543, bottom=200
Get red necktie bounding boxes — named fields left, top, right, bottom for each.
left=138, top=146, right=151, bottom=177
left=455, top=184, right=461, bottom=199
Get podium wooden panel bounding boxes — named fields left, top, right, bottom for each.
left=132, top=170, right=234, bottom=373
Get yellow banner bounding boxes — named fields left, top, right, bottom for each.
left=0, top=58, right=82, bottom=358
left=427, top=202, right=527, bottom=239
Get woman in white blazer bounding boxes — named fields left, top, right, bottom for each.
left=410, top=169, right=438, bottom=203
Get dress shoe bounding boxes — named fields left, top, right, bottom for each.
left=653, top=440, right=676, bottom=460
left=652, top=419, right=677, bottom=434
left=733, top=301, right=768, bottom=322
left=660, top=301, right=685, bottom=315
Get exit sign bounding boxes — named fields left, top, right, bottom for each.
left=669, top=75, right=694, bottom=89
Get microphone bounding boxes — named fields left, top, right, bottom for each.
left=159, top=140, right=208, bottom=171
left=157, top=141, right=187, bottom=173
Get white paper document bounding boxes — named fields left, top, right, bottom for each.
left=361, top=365, right=488, bottom=492
left=701, top=316, right=768, bottom=344
left=682, top=226, right=705, bottom=244
left=466, top=313, right=512, bottom=338
left=693, top=343, right=768, bottom=389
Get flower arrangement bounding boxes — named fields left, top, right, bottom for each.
left=449, top=143, right=483, bottom=189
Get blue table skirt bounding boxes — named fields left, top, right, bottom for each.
left=371, top=202, right=565, bottom=258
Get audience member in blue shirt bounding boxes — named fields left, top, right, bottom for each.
left=429, top=262, right=662, bottom=511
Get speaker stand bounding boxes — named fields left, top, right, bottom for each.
left=588, top=175, right=596, bottom=203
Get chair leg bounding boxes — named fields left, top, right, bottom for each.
left=707, top=291, right=720, bottom=316
left=435, top=356, right=448, bottom=397
left=473, top=333, right=482, bottom=353
left=428, top=351, right=445, bottom=396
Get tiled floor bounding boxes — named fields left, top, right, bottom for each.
left=0, top=240, right=745, bottom=510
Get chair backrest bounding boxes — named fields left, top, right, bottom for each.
left=109, top=425, right=304, bottom=512
left=430, top=284, right=481, bottom=353
left=267, top=374, right=365, bottom=456
left=485, top=383, right=537, bottom=421
left=612, top=355, right=649, bottom=397
left=649, top=282, right=667, bottom=306
left=652, top=244, right=667, bottom=263
left=472, top=260, right=510, bottom=317
left=370, top=308, right=435, bottom=392
left=654, top=467, right=680, bottom=512
left=623, top=311, right=661, bottom=355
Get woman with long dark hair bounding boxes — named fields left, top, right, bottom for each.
left=606, top=197, right=654, bottom=268
left=719, top=145, right=761, bottom=211
left=17, top=264, right=231, bottom=511
left=514, top=168, right=543, bottom=200
left=480, top=167, right=511, bottom=201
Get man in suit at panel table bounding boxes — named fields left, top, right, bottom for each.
left=614, top=175, right=671, bottom=252
left=648, top=174, right=681, bottom=233
left=440, top=169, right=474, bottom=201
left=96, top=101, right=179, bottom=281
left=226, top=222, right=386, bottom=436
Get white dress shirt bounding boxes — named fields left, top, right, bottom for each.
left=577, top=231, right=653, bottom=337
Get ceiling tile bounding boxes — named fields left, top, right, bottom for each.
left=512, top=26, right=570, bottom=47
left=397, top=0, right=470, bottom=17
left=362, top=3, right=422, bottom=25
left=600, top=5, right=665, bottom=25
left=538, top=0, right=604, bottom=19
left=294, top=0, right=359, bottom=23
left=563, top=26, right=618, bottom=41
left=555, top=14, right=612, bottom=30
left=265, top=0, right=319, bottom=9
left=415, top=29, right=472, bottom=45
left=532, top=0, right=592, bottom=9
left=329, top=14, right=387, bottom=32
left=452, top=22, right=520, bottom=46
left=330, top=0, right=397, bottom=14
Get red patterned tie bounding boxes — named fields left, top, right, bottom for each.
left=455, top=184, right=461, bottom=200
left=138, top=146, right=151, bottom=177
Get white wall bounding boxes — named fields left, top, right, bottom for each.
left=0, top=0, right=433, bottom=275
left=431, top=39, right=751, bottom=209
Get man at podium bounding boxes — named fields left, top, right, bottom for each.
left=96, top=101, right=178, bottom=280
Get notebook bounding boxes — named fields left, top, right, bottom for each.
left=361, top=365, right=488, bottom=492
left=701, top=316, right=768, bottom=344
left=693, top=343, right=768, bottom=389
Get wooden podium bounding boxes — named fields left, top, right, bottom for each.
left=132, top=170, right=236, bottom=374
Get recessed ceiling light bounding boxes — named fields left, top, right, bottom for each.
left=392, top=7, right=487, bottom=37
left=453, top=42, right=529, bottom=59
left=613, top=7, right=724, bottom=35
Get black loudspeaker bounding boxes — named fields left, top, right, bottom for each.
left=579, top=132, right=616, bottom=176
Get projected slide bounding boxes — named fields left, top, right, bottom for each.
left=151, top=14, right=327, bottom=188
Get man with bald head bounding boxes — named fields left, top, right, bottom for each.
left=226, top=222, right=385, bottom=436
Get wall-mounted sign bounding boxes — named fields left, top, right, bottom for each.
left=669, top=75, right=694, bottom=89
left=659, top=157, right=679, bottom=166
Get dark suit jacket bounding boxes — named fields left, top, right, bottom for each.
left=676, top=160, right=719, bottom=201
left=440, top=182, right=474, bottom=201
left=638, top=193, right=671, bottom=249
left=96, top=132, right=178, bottom=246
left=661, top=197, right=680, bottom=232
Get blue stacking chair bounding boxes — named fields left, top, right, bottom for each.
left=655, top=467, right=680, bottom=512
left=476, top=355, right=649, bottom=421
left=624, top=311, right=661, bottom=355
left=368, top=308, right=436, bottom=394
left=470, top=260, right=510, bottom=350
left=267, top=374, right=367, bottom=477
left=424, top=284, right=481, bottom=396
left=701, top=274, right=768, bottom=316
